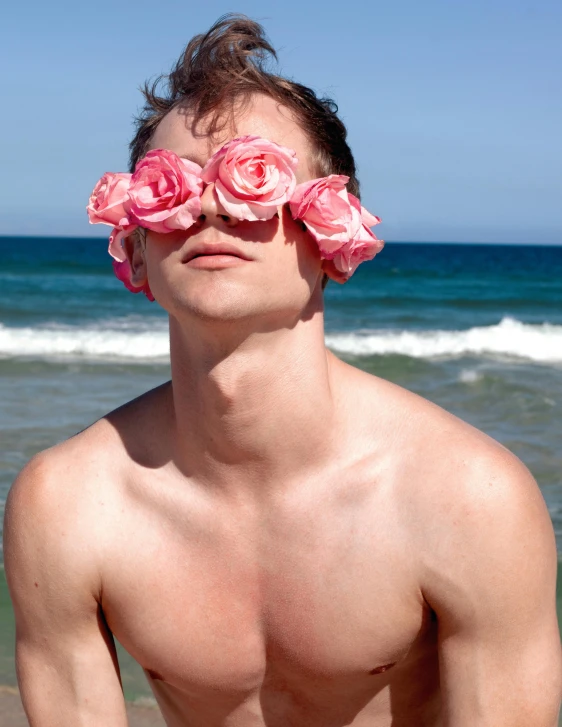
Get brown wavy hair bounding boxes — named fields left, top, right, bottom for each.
left=129, top=14, right=359, bottom=198
left=129, top=14, right=360, bottom=289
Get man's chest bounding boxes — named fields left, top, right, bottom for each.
left=100, top=477, right=432, bottom=699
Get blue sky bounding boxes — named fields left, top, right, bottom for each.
left=2, top=0, right=561, bottom=243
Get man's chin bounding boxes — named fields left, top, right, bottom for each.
left=157, top=275, right=316, bottom=328
left=166, top=287, right=266, bottom=324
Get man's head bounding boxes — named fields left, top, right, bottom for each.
left=126, top=97, right=341, bottom=327
left=121, top=15, right=363, bottom=326
left=129, top=15, right=359, bottom=196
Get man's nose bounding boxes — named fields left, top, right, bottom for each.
left=197, top=182, right=239, bottom=228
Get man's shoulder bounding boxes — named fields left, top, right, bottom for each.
left=338, top=361, right=556, bottom=615
left=335, top=353, right=495, bottom=451
left=360, top=373, right=555, bottom=596
left=5, top=424, right=119, bottom=561
left=6, top=381, right=172, bottom=536
left=336, top=356, right=549, bottom=540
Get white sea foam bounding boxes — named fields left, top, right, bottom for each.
left=0, top=321, right=170, bottom=362
left=325, top=317, right=562, bottom=363
left=0, top=317, right=561, bottom=364
left=458, top=369, right=481, bottom=383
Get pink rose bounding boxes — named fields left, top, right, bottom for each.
left=112, top=259, right=154, bottom=302
left=289, top=175, right=362, bottom=257
left=127, top=149, right=204, bottom=233
left=87, top=172, right=132, bottom=228
left=290, top=178, right=383, bottom=280
left=201, top=135, right=298, bottom=221
left=331, top=195, right=384, bottom=278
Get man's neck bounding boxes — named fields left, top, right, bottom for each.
left=167, top=310, right=340, bottom=492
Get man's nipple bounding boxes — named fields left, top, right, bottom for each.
left=369, top=662, right=396, bottom=675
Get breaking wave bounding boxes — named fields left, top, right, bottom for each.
left=0, top=320, right=170, bottom=362
left=0, top=317, right=561, bottom=364
left=326, top=317, right=562, bottom=363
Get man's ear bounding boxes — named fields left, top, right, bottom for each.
left=320, top=258, right=348, bottom=285
left=122, top=230, right=148, bottom=288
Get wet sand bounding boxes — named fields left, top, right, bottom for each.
left=0, top=685, right=166, bottom=726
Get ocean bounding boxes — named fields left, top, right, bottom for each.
left=0, top=236, right=561, bottom=702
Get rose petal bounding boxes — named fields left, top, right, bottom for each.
left=112, top=259, right=154, bottom=301
left=108, top=224, right=137, bottom=262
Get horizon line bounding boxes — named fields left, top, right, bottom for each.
left=0, top=235, right=561, bottom=248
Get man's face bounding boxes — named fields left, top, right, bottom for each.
left=129, top=95, right=328, bottom=327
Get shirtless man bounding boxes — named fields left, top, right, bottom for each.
left=4, top=15, right=561, bottom=727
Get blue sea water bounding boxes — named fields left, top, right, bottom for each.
left=1, top=236, right=561, bottom=553
left=1, top=236, right=561, bottom=700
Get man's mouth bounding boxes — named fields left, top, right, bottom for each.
left=183, top=243, right=253, bottom=263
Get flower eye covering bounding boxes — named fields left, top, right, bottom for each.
left=87, top=135, right=384, bottom=300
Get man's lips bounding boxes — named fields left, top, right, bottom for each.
left=182, top=242, right=253, bottom=263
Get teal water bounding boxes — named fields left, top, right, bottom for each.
left=1, top=236, right=561, bottom=702
left=2, top=237, right=561, bottom=550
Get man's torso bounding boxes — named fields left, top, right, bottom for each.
left=53, top=359, right=488, bottom=726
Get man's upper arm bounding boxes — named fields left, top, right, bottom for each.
left=421, top=446, right=562, bottom=726
left=3, top=451, right=128, bottom=726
